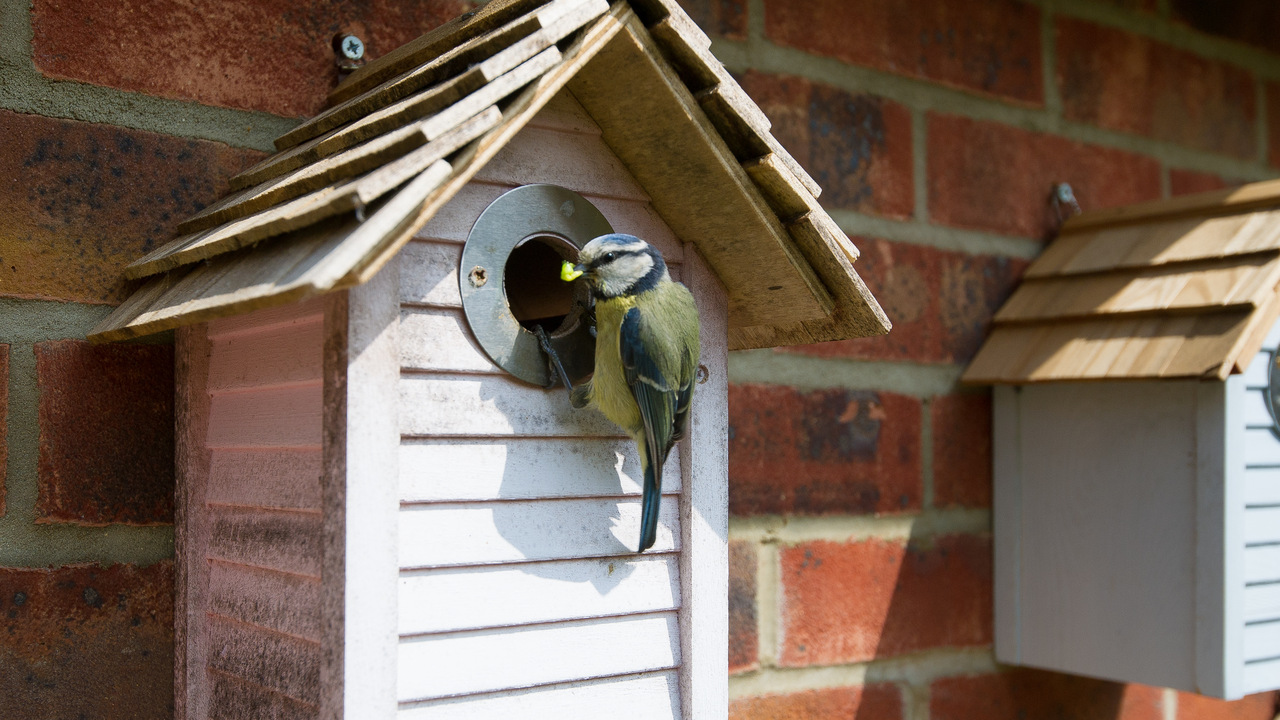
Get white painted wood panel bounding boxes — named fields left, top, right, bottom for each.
left=208, top=507, right=322, bottom=578
left=398, top=671, right=680, bottom=720
left=1245, top=467, right=1280, bottom=506
left=399, top=555, right=679, bottom=635
left=208, top=561, right=322, bottom=640
left=1241, top=387, right=1276, bottom=427
left=397, top=612, right=680, bottom=702
left=525, top=89, right=602, bottom=136
left=399, top=496, right=680, bottom=569
left=1245, top=507, right=1280, bottom=544
left=206, top=297, right=324, bottom=338
left=207, top=616, right=321, bottom=704
left=207, top=383, right=323, bottom=448
left=413, top=183, right=511, bottom=244
left=1243, top=657, right=1280, bottom=693
left=1245, top=583, right=1280, bottom=623
left=400, top=373, right=622, bottom=437
left=400, top=437, right=680, bottom=502
left=993, top=385, right=1023, bottom=664
left=475, top=125, right=650, bottom=201
left=1245, top=545, right=1280, bottom=584
left=1244, top=620, right=1280, bottom=662
left=400, top=241, right=465, bottom=307
left=207, top=448, right=322, bottom=510
left=1244, top=427, right=1280, bottom=466
left=1242, top=350, right=1271, bottom=387
left=208, top=315, right=323, bottom=390
left=399, top=308, right=498, bottom=373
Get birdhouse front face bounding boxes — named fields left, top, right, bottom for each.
left=173, top=90, right=729, bottom=719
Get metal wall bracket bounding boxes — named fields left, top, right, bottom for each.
left=460, top=184, right=612, bottom=387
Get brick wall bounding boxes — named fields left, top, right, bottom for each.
left=707, top=0, right=1280, bottom=719
left=1, top=0, right=1279, bottom=718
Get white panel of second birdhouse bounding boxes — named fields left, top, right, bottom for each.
left=392, top=90, right=698, bottom=716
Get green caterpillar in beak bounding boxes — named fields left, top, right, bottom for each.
left=561, top=260, right=584, bottom=282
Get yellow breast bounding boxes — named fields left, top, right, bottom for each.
left=589, top=296, right=643, bottom=435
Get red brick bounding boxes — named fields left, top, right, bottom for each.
left=0, top=562, right=174, bottom=719
left=738, top=72, right=913, bottom=219
left=1171, top=0, right=1280, bottom=57
left=932, top=393, right=992, bottom=509
left=0, top=110, right=262, bottom=305
left=764, top=0, right=1042, bottom=106
left=1174, top=690, right=1278, bottom=720
left=728, top=539, right=757, bottom=674
left=927, top=114, right=1163, bottom=239
left=778, top=535, right=991, bottom=666
left=1057, top=18, right=1257, bottom=159
left=730, top=684, right=903, bottom=720
left=676, top=0, right=747, bottom=40
left=36, top=340, right=174, bottom=525
left=1169, top=169, right=1243, bottom=197
left=784, top=238, right=1027, bottom=365
left=729, top=384, right=921, bottom=517
left=931, top=669, right=1164, bottom=720
left=32, top=0, right=477, bottom=118
left=0, top=344, right=7, bottom=518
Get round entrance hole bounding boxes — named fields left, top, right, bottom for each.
left=504, top=234, right=578, bottom=334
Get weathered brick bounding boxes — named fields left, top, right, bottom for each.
left=931, top=670, right=1164, bottom=720
left=1171, top=0, right=1280, bottom=57
left=1057, top=17, right=1257, bottom=159
left=778, top=535, right=991, bottom=666
left=764, top=0, right=1042, bottom=105
left=32, top=0, right=477, bottom=118
left=1174, top=691, right=1278, bottom=720
left=1169, top=169, right=1242, bottom=197
left=783, top=238, right=1026, bottom=365
left=729, top=684, right=903, bottom=720
left=676, top=0, right=747, bottom=40
left=927, top=114, right=1163, bottom=239
left=738, top=72, right=913, bottom=219
left=729, top=384, right=921, bottom=517
left=0, top=110, right=262, bottom=305
left=36, top=340, right=174, bottom=525
left=931, top=393, right=992, bottom=509
left=728, top=539, right=758, bottom=674
left=0, top=344, right=7, bottom=519
left=0, top=562, right=174, bottom=719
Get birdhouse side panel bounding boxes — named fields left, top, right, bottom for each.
left=393, top=92, right=698, bottom=716
left=177, top=300, right=326, bottom=720
left=1235, top=318, right=1280, bottom=694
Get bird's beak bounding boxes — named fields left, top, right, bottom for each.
left=560, top=261, right=585, bottom=282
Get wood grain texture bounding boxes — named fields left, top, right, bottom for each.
left=207, top=616, right=321, bottom=704
left=207, top=314, right=324, bottom=390
left=208, top=507, right=323, bottom=577
left=208, top=449, right=323, bottom=510
left=209, top=561, right=323, bottom=640
left=207, top=384, right=324, bottom=448
left=398, top=671, right=680, bottom=720
left=397, top=612, right=680, bottom=702
left=399, top=555, right=680, bottom=634
left=399, top=372, right=623, bottom=436
left=210, top=671, right=319, bottom=720
left=1061, top=177, right=1280, bottom=234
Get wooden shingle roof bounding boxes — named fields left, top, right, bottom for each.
left=88, top=0, right=889, bottom=350
left=964, top=178, right=1280, bottom=384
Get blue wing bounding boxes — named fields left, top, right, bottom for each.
left=620, top=307, right=680, bottom=552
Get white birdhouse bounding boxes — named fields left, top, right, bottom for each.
left=89, top=0, right=889, bottom=717
left=964, top=180, right=1280, bottom=699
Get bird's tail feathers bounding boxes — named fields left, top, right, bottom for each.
left=637, top=455, right=662, bottom=553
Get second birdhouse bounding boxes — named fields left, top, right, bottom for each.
left=89, top=1, right=889, bottom=717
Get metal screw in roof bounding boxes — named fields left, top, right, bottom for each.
left=339, top=35, right=365, bottom=61
left=334, top=33, right=367, bottom=73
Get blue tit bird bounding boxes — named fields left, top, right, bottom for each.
left=539, top=233, right=700, bottom=553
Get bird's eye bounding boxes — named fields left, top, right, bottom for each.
left=602, top=252, right=617, bottom=262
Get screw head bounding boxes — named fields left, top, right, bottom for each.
left=339, top=35, right=365, bottom=61
left=468, top=266, right=488, bottom=288
left=1055, top=183, right=1076, bottom=203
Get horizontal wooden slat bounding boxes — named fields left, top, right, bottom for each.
left=207, top=384, right=323, bottom=448
left=1244, top=620, right=1280, bottom=662
left=207, top=448, right=322, bottom=510
left=399, top=670, right=680, bottom=720
left=400, top=240, right=466, bottom=306
left=399, top=496, right=679, bottom=568
left=1242, top=388, right=1277, bottom=427
left=210, top=670, right=318, bottom=720
left=1059, top=177, right=1280, bottom=235
left=397, top=612, right=680, bottom=702
left=399, top=554, right=679, bottom=634
left=208, top=316, right=323, bottom=390
left=1243, top=655, right=1280, bottom=694
left=205, top=296, right=325, bottom=338
left=1242, top=348, right=1273, bottom=386
left=400, top=307, right=498, bottom=373
left=474, top=124, right=650, bottom=201
left=1245, top=468, right=1280, bottom=507
left=1245, top=427, right=1280, bottom=467
left=208, top=508, right=322, bottom=577
left=1245, top=582, right=1280, bottom=624
left=400, top=373, right=622, bottom=437
left=400, top=437, right=680, bottom=502
left=207, top=616, right=320, bottom=703
left=208, top=562, right=322, bottom=640
left=1245, top=545, right=1280, bottom=584
left=1245, top=507, right=1280, bottom=545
